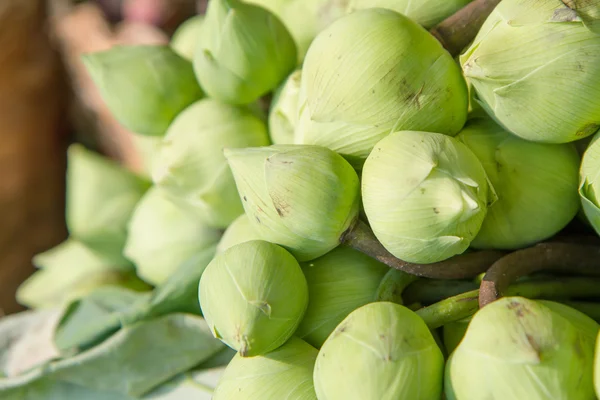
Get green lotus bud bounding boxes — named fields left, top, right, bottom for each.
left=194, top=0, right=297, bottom=105
left=16, top=239, right=149, bottom=309
left=83, top=45, right=203, bottom=136
left=216, top=214, right=262, bottom=254
left=297, top=8, right=468, bottom=167
left=314, top=302, right=444, bottom=400
left=362, top=131, right=495, bottom=264
left=129, top=134, right=163, bottom=180
left=443, top=317, right=471, bottom=355
left=346, top=0, right=473, bottom=28
left=66, top=144, right=150, bottom=259
left=246, top=0, right=347, bottom=61
left=457, top=117, right=580, bottom=250
left=213, top=337, right=317, bottom=399
left=225, top=145, right=360, bottom=261
left=580, top=132, right=600, bottom=235
left=446, top=297, right=599, bottom=400
left=269, top=69, right=301, bottom=144
left=460, top=0, right=600, bottom=143
left=170, top=15, right=205, bottom=60
left=199, top=240, right=309, bottom=356
left=537, top=300, right=600, bottom=336
left=152, top=99, right=270, bottom=228
left=124, top=186, right=221, bottom=286
left=295, top=247, right=388, bottom=348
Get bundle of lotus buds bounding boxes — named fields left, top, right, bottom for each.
left=4, top=0, right=600, bottom=399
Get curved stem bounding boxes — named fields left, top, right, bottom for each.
left=416, top=290, right=479, bottom=329
left=559, top=301, right=600, bottom=322
left=375, top=269, right=419, bottom=304
left=479, top=243, right=600, bottom=308
left=430, top=0, right=501, bottom=57
left=506, top=277, right=600, bottom=300
left=415, top=277, right=600, bottom=329
left=403, top=279, right=479, bottom=305
left=341, top=220, right=505, bottom=279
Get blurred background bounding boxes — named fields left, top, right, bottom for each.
left=0, top=0, right=206, bottom=315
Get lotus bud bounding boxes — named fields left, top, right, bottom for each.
left=16, top=239, right=149, bottom=309
left=82, top=45, right=203, bottom=137
left=297, top=8, right=468, bottom=167
left=245, top=0, right=346, bottom=61
left=225, top=145, right=360, bottom=261
left=580, top=132, right=600, bottom=234
left=446, top=297, right=599, bottom=400
left=199, top=240, right=309, bottom=356
left=457, top=117, right=580, bottom=250
left=460, top=0, right=600, bottom=143
left=194, top=0, right=297, bottom=105
left=170, top=15, right=205, bottom=60
left=213, top=337, right=317, bottom=399
left=295, top=247, right=388, bottom=348
left=346, top=0, right=473, bottom=29
left=152, top=99, right=270, bottom=228
left=362, top=131, right=495, bottom=264
left=269, top=69, right=302, bottom=144
left=216, top=214, right=262, bottom=254
left=314, top=302, right=444, bottom=400
left=124, top=186, right=221, bottom=286
left=129, top=134, right=163, bottom=180
left=66, top=144, right=150, bottom=259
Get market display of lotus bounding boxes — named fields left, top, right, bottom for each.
left=4, top=0, right=600, bottom=399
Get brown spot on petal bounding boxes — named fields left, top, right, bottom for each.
left=335, top=322, right=349, bottom=336
left=506, top=300, right=531, bottom=318
left=525, top=334, right=542, bottom=356
left=272, top=196, right=291, bottom=217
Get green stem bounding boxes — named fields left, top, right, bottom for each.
left=506, top=277, right=600, bottom=300
left=415, top=277, right=600, bottom=329
left=416, top=290, right=479, bottom=329
left=403, top=279, right=478, bottom=305
left=375, top=269, right=419, bottom=304
left=560, top=301, right=600, bottom=322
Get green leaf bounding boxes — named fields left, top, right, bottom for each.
left=54, top=287, right=151, bottom=355
left=53, top=248, right=215, bottom=354
left=0, top=310, right=61, bottom=377
left=0, top=314, right=225, bottom=398
left=1, top=376, right=133, bottom=400
left=145, top=247, right=216, bottom=317
left=142, top=347, right=235, bottom=399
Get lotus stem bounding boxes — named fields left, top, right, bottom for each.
left=506, top=277, right=600, bottom=300
left=430, top=0, right=501, bottom=57
left=560, top=301, right=600, bottom=322
left=403, top=279, right=479, bottom=305
left=341, top=220, right=505, bottom=279
left=416, top=275, right=600, bottom=328
left=479, top=242, right=600, bottom=308
left=416, top=290, right=480, bottom=329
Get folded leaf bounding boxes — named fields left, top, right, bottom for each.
left=0, top=314, right=225, bottom=398
left=54, top=248, right=215, bottom=354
